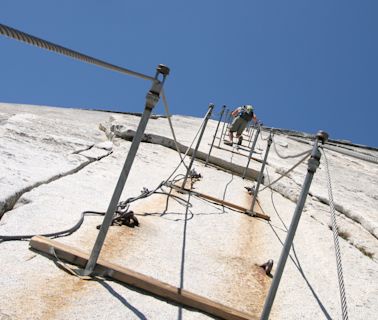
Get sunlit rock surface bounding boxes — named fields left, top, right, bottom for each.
left=1, top=103, right=377, bottom=320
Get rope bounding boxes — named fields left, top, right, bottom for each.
left=273, top=138, right=313, bottom=159
left=260, top=151, right=311, bottom=192
left=322, top=149, right=349, bottom=320
left=0, top=23, right=154, bottom=81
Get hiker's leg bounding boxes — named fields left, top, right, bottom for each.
left=229, top=130, right=234, bottom=141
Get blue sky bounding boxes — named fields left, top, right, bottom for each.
left=1, top=1, right=377, bottom=147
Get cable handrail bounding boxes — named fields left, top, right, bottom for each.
left=260, top=151, right=311, bottom=192
left=161, top=88, right=189, bottom=171
left=0, top=23, right=155, bottom=81
left=322, top=149, right=349, bottom=320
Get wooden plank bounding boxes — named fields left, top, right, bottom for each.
left=30, top=236, right=257, bottom=320
left=171, top=185, right=270, bottom=221
left=118, top=130, right=260, bottom=180
left=211, top=145, right=264, bottom=163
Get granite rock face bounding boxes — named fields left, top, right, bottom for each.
left=0, top=103, right=377, bottom=320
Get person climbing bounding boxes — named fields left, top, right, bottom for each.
left=227, top=105, right=258, bottom=145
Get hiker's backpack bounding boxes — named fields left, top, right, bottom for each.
left=239, top=106, right=254, bottom=121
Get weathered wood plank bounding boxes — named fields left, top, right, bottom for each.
left=114, top=129, right=260, bottom=181
left=171, top=185, right=270, bottom=221
left=30, top=236, right=257, bottom=320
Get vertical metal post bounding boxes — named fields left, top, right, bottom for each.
left=181, top=104, right=214, bottom=189
left=221, top=109, right=233, bottom=142
left=242, top=124, right=261, bottom=178
left=249, top=131, right=273, bottom=215
left=83, top=65, right=170, bottom=276
left=218, top=108, right=229, bottom=147
left=260, top=131, right=329, bottom=320
left=248, top=123, right=256, bottom=147
left=205, top=105, right=225, bottom=166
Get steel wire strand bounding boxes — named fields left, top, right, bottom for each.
left=323, top=143, right=378, bottom=165
left=161, top=89, right=189, bottom=171
left=260, top=130, right=270, bottom=141
left=0, top=116, right=208, bottom=242
left=273, top=138, right=313, bottom=159
left=162, top=109, right=210, bottom=184
left=0, top=23, right=154, bottom=81
left=0, top=211, right=104, bottom=242
left=264, top=165, right=333, bottom=319
left=322, top=149, right=349, bottom=320
left=259, top=152, right=311, bottom=192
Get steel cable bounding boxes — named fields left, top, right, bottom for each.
left=0, top=104, right=209, bottom=242
left=260, top=130, right=270, bottom=141
left=323, top=143, right=378, bottom=165
left=259, top=151, right=311, bottom=192
left=0, top=23, right=154, bottom=81
left=273, top=138, right=313, bottom=159
left=162, top=110, right=210, bottom=184
left=322, top=149, right=349, bottom=320
left=0, top=211, right=104, bottom=242
left=161, top=89, right=189, bottom=171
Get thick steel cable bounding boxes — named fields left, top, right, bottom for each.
left=323, top=143, right=378, bottom=165
left=273, top=138, right=313, bottom=159
left=322, top=149, right=349, bottom=320
left=0, top=23, right=154, bottom=81
left=260, top=151, right=311, bottom=192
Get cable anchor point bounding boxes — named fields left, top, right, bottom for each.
left=146, top=64, right=170, bottom=110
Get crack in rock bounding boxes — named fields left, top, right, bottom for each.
left=0, top=151, right=112, bottom=219
left=112, top=126, right=261, bottom=181
left=72, top=145, right=94, bottom=154
left=309, top=193, right=378, bottom=241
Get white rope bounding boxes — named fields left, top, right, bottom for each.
left=322, top=149, right=349, bottom=320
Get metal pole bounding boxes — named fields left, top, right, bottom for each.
left=83, top=64, right=170, bottom=276
left=221, top=110, right=233, bottom=142
left=205, top=105, right=226, bottom=166
left=242, top=124, right=261, bottom=178
left=181, top=104, right=214, bottom=188
left=249, top=131, right=273, bottom=215
left=260, top=131, right=329, bottom=320
left=218, top=108, right=229, bottom=147
left=248, top=123, right=256, bottom=147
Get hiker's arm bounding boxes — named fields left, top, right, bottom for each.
left=231, top=108, right=240, bottom=117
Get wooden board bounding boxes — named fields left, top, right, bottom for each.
left=210, top=145, right=264, bottom=163
left=30, top=236, right=257, bottom=320
left=171, top=185, right=270, bottom=221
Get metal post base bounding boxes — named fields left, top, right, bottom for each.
left=83, top=64, right=169, bottom=276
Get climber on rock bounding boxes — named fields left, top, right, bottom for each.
left=226, top=105, right=258, bottom=146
